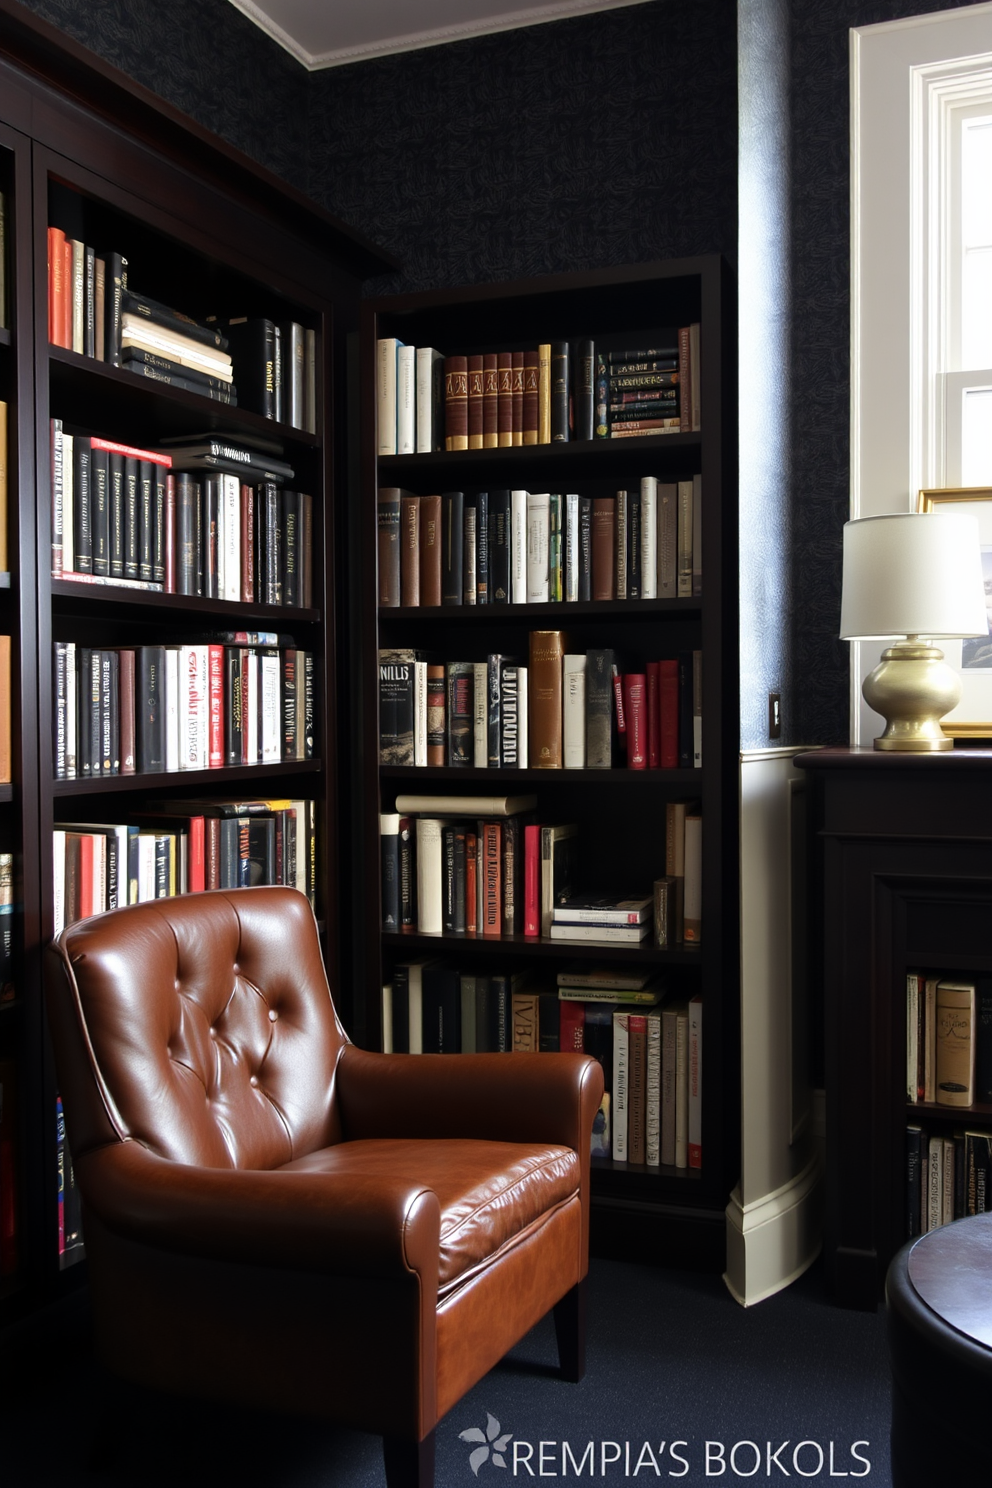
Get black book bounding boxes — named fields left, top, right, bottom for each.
left=122, top=346, right=235, bottom=394
left=123, top=290, right=230, bottom=351
left=538, top=992, right=561, bottom=1053
left=101, top=648, right=118, bottom=775
left=378, top=648, right=416, bottom=767
left=224, top=318, right=276, bottom=419
left=906, top=1125, right=923, bottom=1237
left=302, top=650, right=315, bottom=758
left=123, top=456, right=139, bottom=580
left=218, top=816, right=241, bottom=890
left=53, top=642, right=67, bottom=780
left=225, top=647, right=244, bottom=767
left=263, top=482, right=282, bottom=604
left=153, top=465, right=166, bottom=585
left=489, top=973, right=512, bottom=1054
left=586, top=647, right=617, bottom=769
left=204, top=476, right=220, bottom=599
left=137, top=645, right=166, bottom=773
left=441, top=490, right=464, bottom=606
left=108, top=452, right=124, bottom=578
left=247, top=816, right=276, bottom=886
left=487, top=653, right=504, bottom=769
left=73, top=436, right=92, bottom=574
left=678, top=652, right=694, bottom=769
left=138, top=461, right=154, bottom=581
left=123, top=361, right=236, bottom=404
left=475, top=489, right=489, bottom=605
left=572, top=337, right=595, bottom=440
left=391, top=963, right=411, bottom=1053
left=502, top=813, right=524, bottom=935
left=453, top=824, right=467, bottom=935
left=488, top=489, right=511, bottom=603
left=446, top=661, right=474, bottom=766
left=88, top=648, right=101, bottom=785
left=474, top=975, right=494, bottom=1052
left=281, top=648, right=298, bottom=761
left=499, top=662, right=522, bottom=767
left=176, top=472, right=198, bottom=596
left=104, top=251, right=127, bottom=367
left=76, top=647, right=91, bottom=778
left=282, top=489, right=301, bottom=608
left=627, top=486, right=641, bottom=600
left=273, top=323, right=284, bottom=425
left=380, top=817, right=400, bottom=933
left=399, top=817, right=416, bottom=934
left=90, top=445, right=110, bottom=577
left=422, top=963, right=461, bottom=1054
left=578, top=495, right=592, bottom=602
left=976, top=977, right=992, bottom=1104
left=551, top=340, right=570, bottom=442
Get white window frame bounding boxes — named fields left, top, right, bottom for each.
left=851, top=3, right=992, bottom=745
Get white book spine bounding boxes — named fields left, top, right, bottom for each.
left=396, top=344, right=416, bottom=454
left=473, top=661, right=488, bottom=768
left=71, top=239, right=85, bottom=354
left=62, top=434, right=74, bottom=573
left=165, top=647, right=180, bottom=773
left=261, top=651, right=281, bottom=763
left=688, top=995, right=702, bottom=1168
left=612, top=1010, right=630, bottom=1161
left=377, top=337, right=399, bottom=457
left=113, top=825, right=130, bottom=908
left=52, top=832, right=66, bottom=935
left=137, top=832, right=157, bottom=903
left=179, top=645, right=204, bottom=770
left=381, top=984, right=393, bottom=1054
left=646, top=1009, right=662, bottom=1166
left=675, top=1009, right=689, bottom=1169
left=565, top=492, right=579, bottom=602
left=223, top=474, right=241, bottom=602
left=415, top=818, right=445, bottom=934
left=245, top=651, right=259, bottom=764
left=65, top=641, right=76, bottom=779
left=517, top=667, right=528, bottom=768
left=526, top=492, right=550, bottom=603
left=415, top=346, right=441, bottom=454
left=511, top=489, right=528, bottom=603
left=94, top=834, right=107, bottom=915
left=414, top=660, right=428, bottom=767
left=640, top=476, right=658, bottom=599
left=563, top=655, right=587, bottom=768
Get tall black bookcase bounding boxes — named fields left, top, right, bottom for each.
left=0, top=1, right=393, bottom=1322
left=355, top=259, right=740, bottom=1264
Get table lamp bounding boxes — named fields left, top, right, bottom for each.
left=840, top=511, right=989, bottom=751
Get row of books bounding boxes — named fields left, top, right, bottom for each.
left=56, top=1094, right=84, bottom=1270
left=50, top=424, right=313, bottom=604
left=52, top=637, right=316, bottom=779
left=377, top=477, right=701, bottom=608
left=47, top=229, right=237, bottom=400
left=381, top=959, right=701, bottom=1168
left=52, top=797, right=317, bottom=931
left=906, top=1124, right=992, bottom=1237
left=380, top=795, right=700, bottom=946
left=376, top=335, right=701, bottom=455
left=379, top=642, right=701, bottom=772
left=45, top=237, right=319, bottom=431
left=906, top=970, right=992, bottom=1108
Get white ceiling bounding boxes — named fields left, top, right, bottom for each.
left=227, top=0, right=650, bottom=70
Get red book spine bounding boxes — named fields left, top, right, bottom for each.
left=511, top=350, right=525, bottom=446
left=90, top=437, right=171, bottom=467
left=497, top=350, right=513, bottom=448
left=482, top=821, right=502, bottom=937
left=646, top=661, right=660, bottom=768
left=623, top=673, right=647, bottom=769
left=524, top=823, right=541, bottom=937
left=559, top=999, right=585, bottom=1053
left=48, top=226, right=67, bottom=347
left=208, top=644, right=224, bottom=768
left=483, top=351, right=499, bottom=448
left=79, top=835, right=96, bottom=919
left=465, top=833, right=477, bottom=934
left=444, top=356, right=468, bottom=451
left=658, top=659, right=679, bottom=769
left=468, top=353, right=485, bottom=450
left=241, top=484, right=254, bottom=603
left=164, top=474, right=176, bottom=593
left=188, top=815, right=206, bottom=892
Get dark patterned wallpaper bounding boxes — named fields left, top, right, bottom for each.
left=14, top=0, right=309, bottom=193
left=790, top=0, right=990, bottom=746
left=305, top=0, right=738, bottom=297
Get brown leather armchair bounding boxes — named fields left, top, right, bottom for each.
left=45, top=886, right=603, bottom=1488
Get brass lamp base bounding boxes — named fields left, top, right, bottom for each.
left=862, top=638, right=960, bottom=752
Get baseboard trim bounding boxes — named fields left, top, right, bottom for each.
left=723, top=1154, right=823, bottom=1306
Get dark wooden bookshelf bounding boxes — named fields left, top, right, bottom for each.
left=797, top=746, right=992, bottom=1309
left=0, top=9, right=392, bottom=1322
left=355, top=256, right=739, bottom=1266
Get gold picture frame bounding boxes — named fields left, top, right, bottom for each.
left=918, top=487, right=992, bottom=737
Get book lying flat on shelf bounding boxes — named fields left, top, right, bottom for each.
left=553, top=893, right=653, bottom=926
left=549, top=921, right=651, bottom=943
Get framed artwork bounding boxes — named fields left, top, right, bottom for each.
left=918, top=487, right=992, bottom=736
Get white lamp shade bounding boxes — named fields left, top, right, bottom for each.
left=840, top=512, right=989, bottom=640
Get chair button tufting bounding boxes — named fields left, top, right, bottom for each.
left=249, top=1075, right=259, bottom=1088
left=209, top=1027, right=217, bottom=1038
left=268, top=1009, right=278, bottom=1022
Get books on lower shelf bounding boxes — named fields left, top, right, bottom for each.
left=378, top=642, right=701, bottom=772
left=52, top=797, right=316, bottom=931
left=906, top=1123, right=992, bottom=1237
left=56, top=1094, right=84, bottom=1270
left=50, top=421, right=314, bottom=605
left=377, top=476, right=701, bottom=609
left=52, top=635, right=316, bottom=780
left=376, top=333, right=700, bottom=455
left=906, top=970, right=988, bottom=1108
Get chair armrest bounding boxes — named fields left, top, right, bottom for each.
left=77, top=1139, right=440, bottom=1282
left=336, top=1047, right=604, bottom=1157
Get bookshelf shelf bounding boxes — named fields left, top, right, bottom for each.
left=0, top=14, right=391, bottom=1321
left=359, top=256, right=737, bottom=1264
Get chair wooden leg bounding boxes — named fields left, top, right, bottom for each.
left=383, top=1430, right=435, bottom=1488
left=554, top=1277, right=587, bottom=1383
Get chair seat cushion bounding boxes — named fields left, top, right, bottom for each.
left=281, top=1138, right=579, bottom=1293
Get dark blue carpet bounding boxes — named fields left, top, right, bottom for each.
left=0, top=1256, right=891, bottom=1487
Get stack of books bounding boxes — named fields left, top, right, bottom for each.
left=120, top=291, right=235, bottom=402
left=551, top=892, right=653, bottom=944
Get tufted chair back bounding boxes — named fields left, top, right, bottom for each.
left=46, top=886, right=346, bottom=1171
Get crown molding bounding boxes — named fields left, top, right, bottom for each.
left=227, top=0, right=651, bottom=71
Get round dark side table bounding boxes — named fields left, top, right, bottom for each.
left=886, top=1213, right=992, bottom=1487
